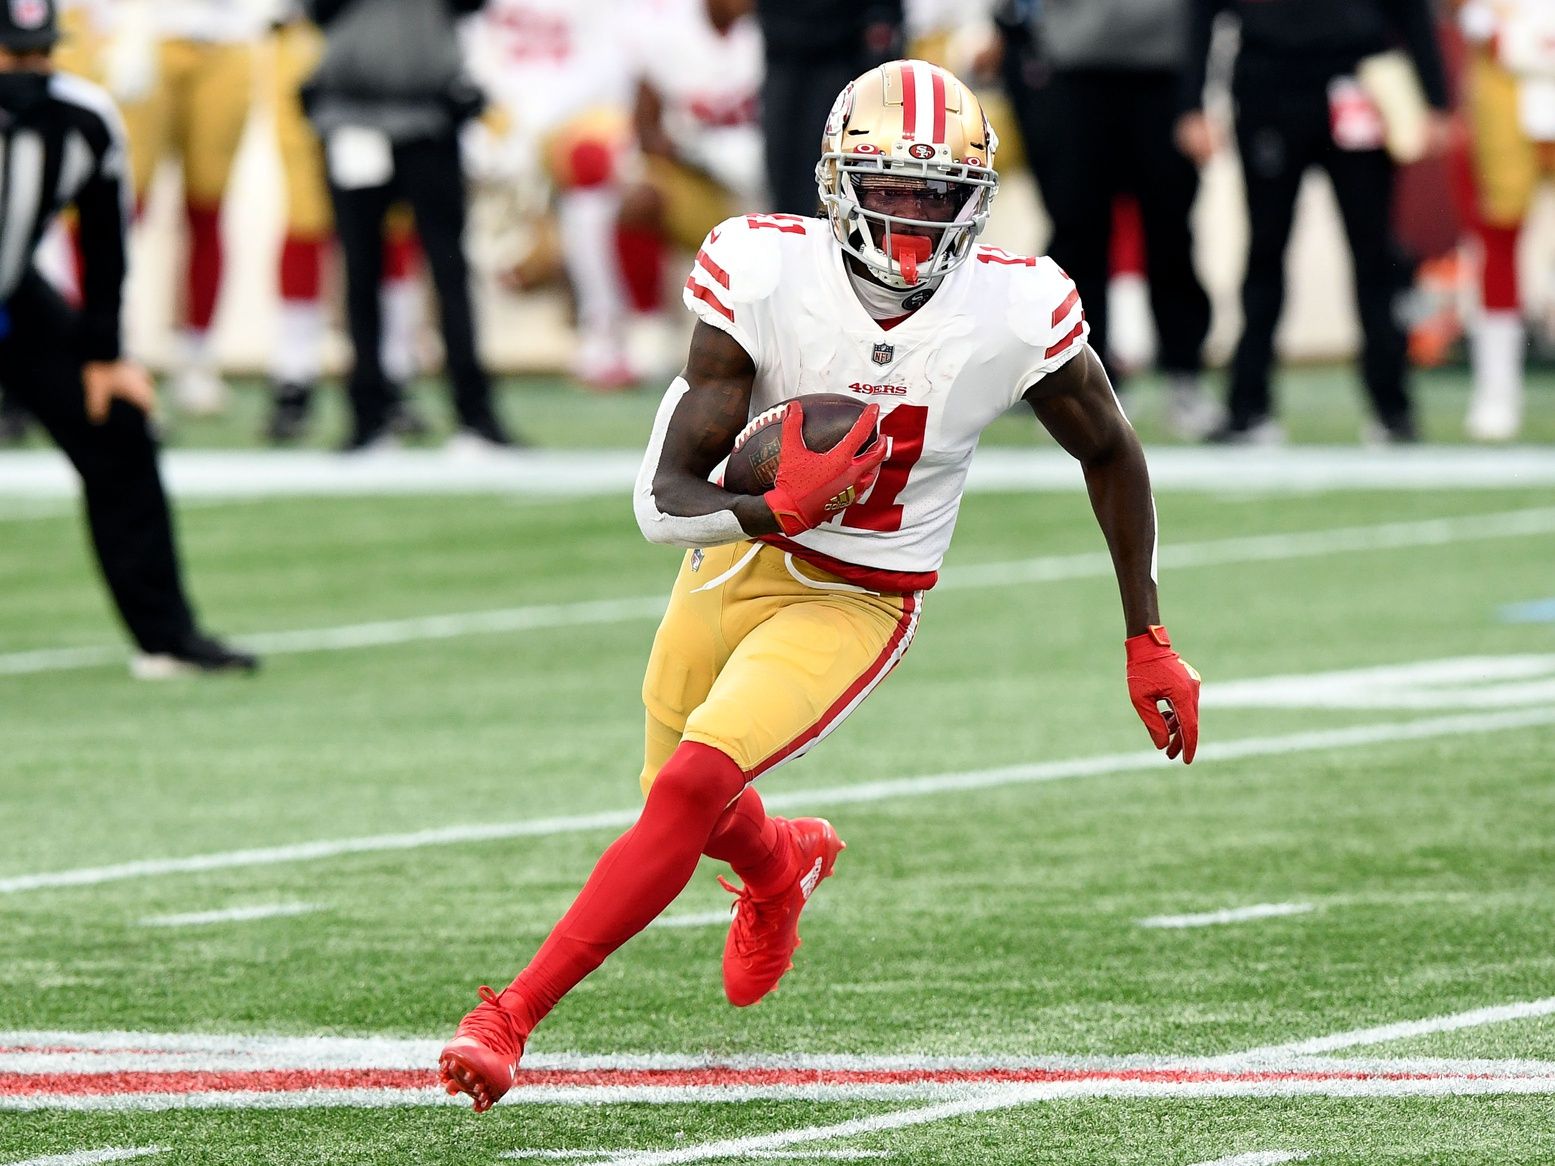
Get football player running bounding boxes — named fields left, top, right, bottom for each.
left=439, top=59, right=1201, bottom=1113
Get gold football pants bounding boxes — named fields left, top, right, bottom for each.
left=121, top=38, right=255, bottom=204
left=1468, top=50, right=1555, bottom=227
left=639, top=541, right=920, bottom=795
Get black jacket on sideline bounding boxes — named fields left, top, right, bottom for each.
left=1180, top=0, right=1449, bottom=112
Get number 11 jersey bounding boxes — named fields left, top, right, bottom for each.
left=683, top=213, right=1090, bottom=591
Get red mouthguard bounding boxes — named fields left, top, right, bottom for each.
left=891, top=235, right=933, bottom=285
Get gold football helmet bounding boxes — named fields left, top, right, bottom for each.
left=815, top=59, right=998, bottom=289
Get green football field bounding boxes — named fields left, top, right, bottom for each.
left=2, top=370, right=1555, bottom=1164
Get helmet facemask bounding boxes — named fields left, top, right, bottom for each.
left=815, top=61, right=998, bottom=290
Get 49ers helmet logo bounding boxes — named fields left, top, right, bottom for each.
left=823, top=82, right=855, bottom=139
left=10, top=0, right=47, bottom=27
left=908, top=143, right=936, bottom=160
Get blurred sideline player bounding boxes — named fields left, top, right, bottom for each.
left=436, top=60, right=1200, bottom=1113
left=617, top=0, right=766, bottom=378
left=1459, top=0, right=1553, bottom=441
left=112, top=0, right=260, bottom=417
left=263, top=1, right=425, bottom=443
left=463, top=0, right=639, bottom=390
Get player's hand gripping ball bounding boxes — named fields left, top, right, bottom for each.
left=724, top=395, right=887, bottom=536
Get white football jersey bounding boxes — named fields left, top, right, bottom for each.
left=632, top=0, right=764, bottom=199
left=466, top=0, right=632, bottom=135
left=683, top=214, right=1088, bottom=591
left=154, top=0, right=264, bottom=42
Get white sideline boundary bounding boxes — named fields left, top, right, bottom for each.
left=0, top=446, right=1553, bottom=500
left=4, top=706, right=1554, bottom=896
left=8, top=1151, right=166, bottom=1166
left=3, top=505, right=1553, bottom=678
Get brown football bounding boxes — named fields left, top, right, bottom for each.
left=722, top=393, right=877, bottom=495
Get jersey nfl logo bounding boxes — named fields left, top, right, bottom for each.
left=871, top=342, right=894, bottom=366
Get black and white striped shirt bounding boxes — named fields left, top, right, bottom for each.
left=0, top=71, right=132, bottom=361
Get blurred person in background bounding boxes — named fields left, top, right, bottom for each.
left=756, top=0, right=903, bottom=215
left=1015, top=0, right=1217, bottom=439
left=616, top=0, right=766, bottom=372
left=302, top=0, right=516, bottom=453
left=462, top=0, right=640, bottom=391
left=1458, top=0, right=1553, bottom=442
left=111, top=0, right=262, bottom=419
left=0, top=0, right=256, bottom=676
left=1177, top=0, right=1451, bottom=444
left=0, top=0, right=111, bottom=446
left=263, top=0, right=428, bottom=443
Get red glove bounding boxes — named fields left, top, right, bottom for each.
left=1125, top=625, right=1201, bottom=764
left=764, top=401, right=887, bottom=536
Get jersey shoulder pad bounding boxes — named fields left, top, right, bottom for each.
left=998, top=253, right=1085, bottom=359
left=682, top=214, right=799, bottom=331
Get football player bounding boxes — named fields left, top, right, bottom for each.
left=438, top=60, right=1200, bottom=1114
left=1459, top=0, right=1554, bottom=441
left=463, top=0, right=640, bottom=389
left=615, top=0, right=765, bottom=368
left=112, top=0, right=262, bottom=417
left=262, top=1, right=426, bottom=443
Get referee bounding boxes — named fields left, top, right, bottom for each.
left=0, top=0, right=257, bottom=677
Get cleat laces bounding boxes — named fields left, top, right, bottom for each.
left=718, top=876, right=795, bottom=964
left=456, top=985, right=527, bottom=1058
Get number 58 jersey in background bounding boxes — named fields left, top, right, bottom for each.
left=683, top=213, right=1090, bottom=592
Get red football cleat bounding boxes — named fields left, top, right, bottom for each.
left=438, top=985, right=530, bottom=1113
left=719, top=817, right=845, bottom=1008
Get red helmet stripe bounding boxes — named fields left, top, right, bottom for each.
left=901, top=62, right=917, bottom=137
left=930, top=68, right=947, bottom=143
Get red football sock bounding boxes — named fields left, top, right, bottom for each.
left=383, top=230, right=420, bottom=282
left=279, top=234, right=326, bottom=302
left=502, top=742, right=747, bottom=1027
left=1479, top=223, right=1520, bottom=312
left=185, top=201, right=224, bottom=331
left=703, top=785, right=798, bottom=898
left=615, top=224, right=665, bottom=313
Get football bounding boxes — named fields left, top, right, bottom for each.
left=722, top=393, right=877, bottom=495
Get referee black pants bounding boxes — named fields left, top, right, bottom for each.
left=762, top=53, right=868, bottom=216
left=0, top=273, right=195, bottom=653
left=327, top=133, right=496, bottom=442
left=1030, top=68, right=1212, bottom=383
left=1228, top=74, right=1413, bottom=430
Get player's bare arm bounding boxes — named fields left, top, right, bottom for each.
left=1025, top=344, right=1159, bottom=636
left=1026, top=344, right=1202, bottom=763
left=650, top=321, right=782, bottom=536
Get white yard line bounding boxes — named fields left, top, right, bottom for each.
left=4, top=506, right=1552, bottom=678
left=0, top=446, right=1552, bottom=501
left=138, top=903, right=324, bottom=928
left=5, top=706, right=1554, bottom=896
left=1186, top=1154, right=1308, bottom=1166
left=1138, top=903, right=1315, bottom=929
left=11, top=1074, right=1555, bottom=1113
left=8, top=1150, right=165, bottom=1166
left=1234, top=996, right=1555, bottom=1061
left=501, top=1153, right=890, bottom=1162
left=585, top=1074, right=1555, bottom=1166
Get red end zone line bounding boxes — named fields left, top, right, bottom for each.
left=1, top=1065, right=1467, bottom=1098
